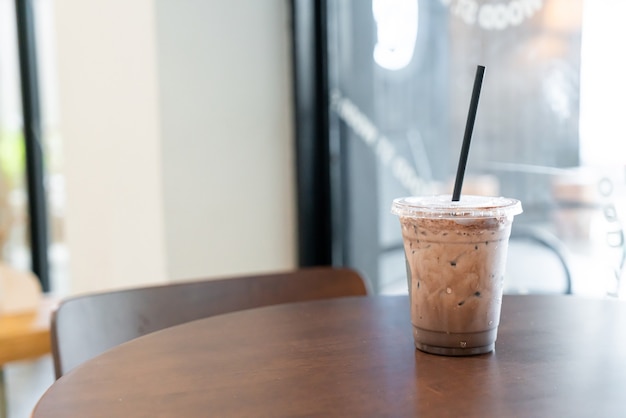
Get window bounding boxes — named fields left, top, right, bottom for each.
left=0, top=0, right=66, bottom=293
left=294, top=0, right=626, bottom=299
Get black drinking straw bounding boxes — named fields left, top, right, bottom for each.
left=452, top=65, right=485, bottom=202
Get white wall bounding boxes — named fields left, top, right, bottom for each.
left=54, top=0, right=167, bottom=294
left=53, top=0, right=296, bottom=293
left=155, top=0, right=297, bottom=281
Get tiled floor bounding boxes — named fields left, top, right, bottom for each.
left=4, top=356, right=54, bottom=418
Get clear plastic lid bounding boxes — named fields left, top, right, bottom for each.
left=391, top=195, right=522, bottom=219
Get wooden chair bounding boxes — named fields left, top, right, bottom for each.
left=51, top=267, right=368, bottom=379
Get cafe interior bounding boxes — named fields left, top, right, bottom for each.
left=1, top=0, right=626, bottom=416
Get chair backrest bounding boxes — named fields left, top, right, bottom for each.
left=51, top=267, right=367, bottom=378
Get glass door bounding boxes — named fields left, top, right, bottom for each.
left=294, top=0, right=626, bottom=299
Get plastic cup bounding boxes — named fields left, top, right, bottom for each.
left=391, top=195, right=522, bottom=356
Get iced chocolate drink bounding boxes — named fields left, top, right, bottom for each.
left=391, top=195, right=522, bottom=356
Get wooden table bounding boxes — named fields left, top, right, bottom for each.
left=33, top=295, right=626, bottom=417
left=0, top=298, right=56, bottom=366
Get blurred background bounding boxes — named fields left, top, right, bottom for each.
left=318, top=0, right=626, bottom=299
left=4, top=0, right=624, bottom=313
left=1, top=0, right=297, bottom=298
